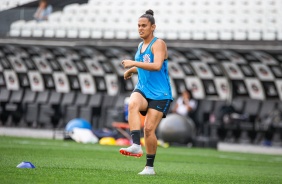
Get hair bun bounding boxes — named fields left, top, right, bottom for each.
left=145, top=9, right=154, bottom=16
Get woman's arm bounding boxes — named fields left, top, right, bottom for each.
left=124, top=67, right=137, bottom=80
left=121, top=39, right=167, bottom=71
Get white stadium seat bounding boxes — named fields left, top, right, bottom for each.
left=48, top=12, right=62, bottom=23
left=44, top=22, right=58, bottom=38
left=63, top=3, right=80, bottom=15
left=21, top=20, right=37, bottom=37
left=32, top=21, right=48, bottom=37
left=9, top=20, right=26, bottom=37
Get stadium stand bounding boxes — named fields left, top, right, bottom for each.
left=5, top=0, right=282, bottom=41
left=0, top=0, right=282, bottom=147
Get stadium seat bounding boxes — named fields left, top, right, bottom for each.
left=48, top=12, right=62, bottom=23
left=115, top=20, right=130, bottom=39
left=90, top=25, right=103, bottom=39
left=78, top=22, right=92, bottom=39
left=262, top=29, right=276, bottom=41
left=25, top=91, right=49, bottom=128
left=99, top=16, right=115, bottom=39
left=209, top=100, right=230, bottom=140
left=55, top=23, right=68, bottom=38
left=77, top=3, right=90, bottom=15
left=32, top=21, right=47, bottom=37
left=4, top=89, right=24, bottom=126
left=0, top=88, right=11, bottom=125
left=231, top=99, right=245, bottom=114
left=255, top=100, right=277, bottom=129
left=66, top=25, right=79, bottom=39
left=278, top=31, right=282, bottom=40
left=98, top=94, right=117, bottom=129
left=63, top=3, right=80, bottom=15
left=238, top=99, right=262, bottom=143
left=104, top=92, right=131, bottom=129
left=15, top=89, right=35, bottom=127
left=9, top=20, right=26, bottom=37
left=56, top=92, right=76, bottom=128
left=37, top=90, right=62, bottom=128
left=64, top=92, right=88, bottom=124
left=193, top=99, right=214, bottom=136
left=178, top=22, right=191, bottom=41
left=21, top=20, right=37, bottom=37
left=79, top=93, right=103, bottom=129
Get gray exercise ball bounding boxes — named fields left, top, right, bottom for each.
left=157, top=113, right=196, bottom=144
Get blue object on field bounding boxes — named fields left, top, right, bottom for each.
left=17, top=161, right=35, bottom=168
left=65, top=118, right=92, bottom=132
left=263, top=140, right=272, bottom=146
left=124, top=103, right=129, bottom=122
left=124, top=97, right=130, bottom=122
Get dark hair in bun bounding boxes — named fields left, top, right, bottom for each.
left=145, top=9, right=154, bottom=16
left=140, top=9, right=155, bottom=25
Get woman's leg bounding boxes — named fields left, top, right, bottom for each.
left=138, top=108, right=163, bottom=175
left=143, top=108, right=163, bottom=155
left=119, top=92, right=148, bottom=157
left=127, top=92, right=148, bottom=131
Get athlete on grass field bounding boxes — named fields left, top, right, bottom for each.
left=119, top=9, right=173, bottom=175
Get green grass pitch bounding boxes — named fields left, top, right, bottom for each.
left=0, top=136, right=281, bottom=184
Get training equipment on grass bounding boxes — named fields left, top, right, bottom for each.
left=115, top=138, right=131, bottom=146
left=99, top=137, right=116, bottom=145
left=69, top=128, right=98, bottom=144
left=157, top=139, right=169, bottom=148
left=157, top=113, right=196, bottom=144
left=64, top=118, right=92, bottom=139
left=140, top=137, right=145, bottom=146
left=17, top=161, right=35, bottom=168
left=65, top=118, right=92, bottom=132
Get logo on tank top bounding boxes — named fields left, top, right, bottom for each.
left=143, top=54, right=151, bottom=63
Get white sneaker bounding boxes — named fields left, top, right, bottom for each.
left=138, top=166, right=156, bottom=175
left=119, top=144, right=143, bottom=158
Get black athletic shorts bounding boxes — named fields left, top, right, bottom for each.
left=133, top=89, right=172, bottom=118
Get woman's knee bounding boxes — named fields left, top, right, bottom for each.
left=129, top=92, right=148, bottom=111
left=143, top=124, right=155, bottom=137
left=128, top=100, right=140, bottom=112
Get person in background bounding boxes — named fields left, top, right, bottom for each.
left=119, top=9, right=173, bottom=175
left=34, top=0, right=53, bottom=21
left=172, top=89, right=197, bottom=117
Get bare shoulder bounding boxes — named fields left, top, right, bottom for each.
left=152, top=38, right=168, bottom=58
left=153, top=38, right=167, bottom=49
left=155, top=38, right=167, bottom=46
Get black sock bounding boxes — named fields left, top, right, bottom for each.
left=146, top=154, right=155, bottom=167
left=130, top=130, right=140, bottom=145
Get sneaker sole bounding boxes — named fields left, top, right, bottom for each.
left=119, top=150, right=143, bottom=158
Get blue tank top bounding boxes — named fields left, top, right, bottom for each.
left=134, top=37, right=173, bottom=100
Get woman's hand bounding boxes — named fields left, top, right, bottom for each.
left=121, top=60, right=135, bottom=68
left=124, top=70, right=133, bottom=80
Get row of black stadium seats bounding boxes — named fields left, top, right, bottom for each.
left=0, top=87, right=131, bottom=129
left=192, top=98, right=282, bottom=144
left=1, top=82, right=282, bottom=145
